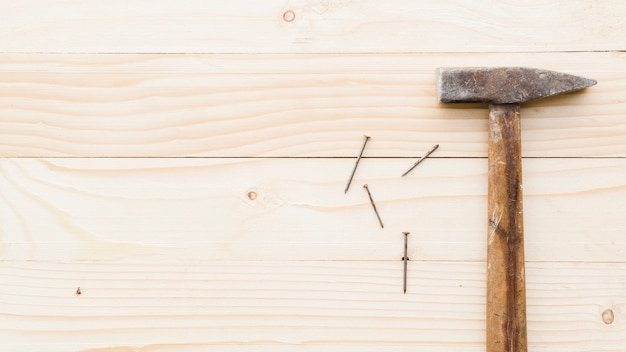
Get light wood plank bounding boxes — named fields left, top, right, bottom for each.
left=2, top=1, right=623, bottom=351
left=0, top=1, right=624, bottom=53
left=0, top=261, right=623, bottom=351
left=1, top=52, right=623, bottom=157
left=1, top=158, right=624, bottom=263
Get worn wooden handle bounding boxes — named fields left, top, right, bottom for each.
left=486, top=104, right=527, bottom=352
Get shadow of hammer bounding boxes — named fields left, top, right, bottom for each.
left=437, top=67, right=596, bottom=352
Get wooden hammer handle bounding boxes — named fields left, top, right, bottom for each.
left=486, top=104, right=528, bottom=352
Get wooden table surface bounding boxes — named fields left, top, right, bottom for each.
left=1, top=1, right=625, bottom=351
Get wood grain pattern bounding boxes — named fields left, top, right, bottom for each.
left=0, top=1, right=624, bottom=53
left=1, top=52, right=623, bottom=157
left=0, top=261, right=623, bottom=352
left=486, top=105, right=526, bottom=352
left=1, top=1, right=624, bottom=350
left=1, top=158, right=624, bottom=263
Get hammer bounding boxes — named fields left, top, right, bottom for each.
left=437, top=67, right=596, bottom=352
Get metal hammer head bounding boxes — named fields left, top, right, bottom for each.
left=437, top=67, right=596, bottom=104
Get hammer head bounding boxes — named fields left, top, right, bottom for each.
left=437, top=67, right=596, bottom=104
